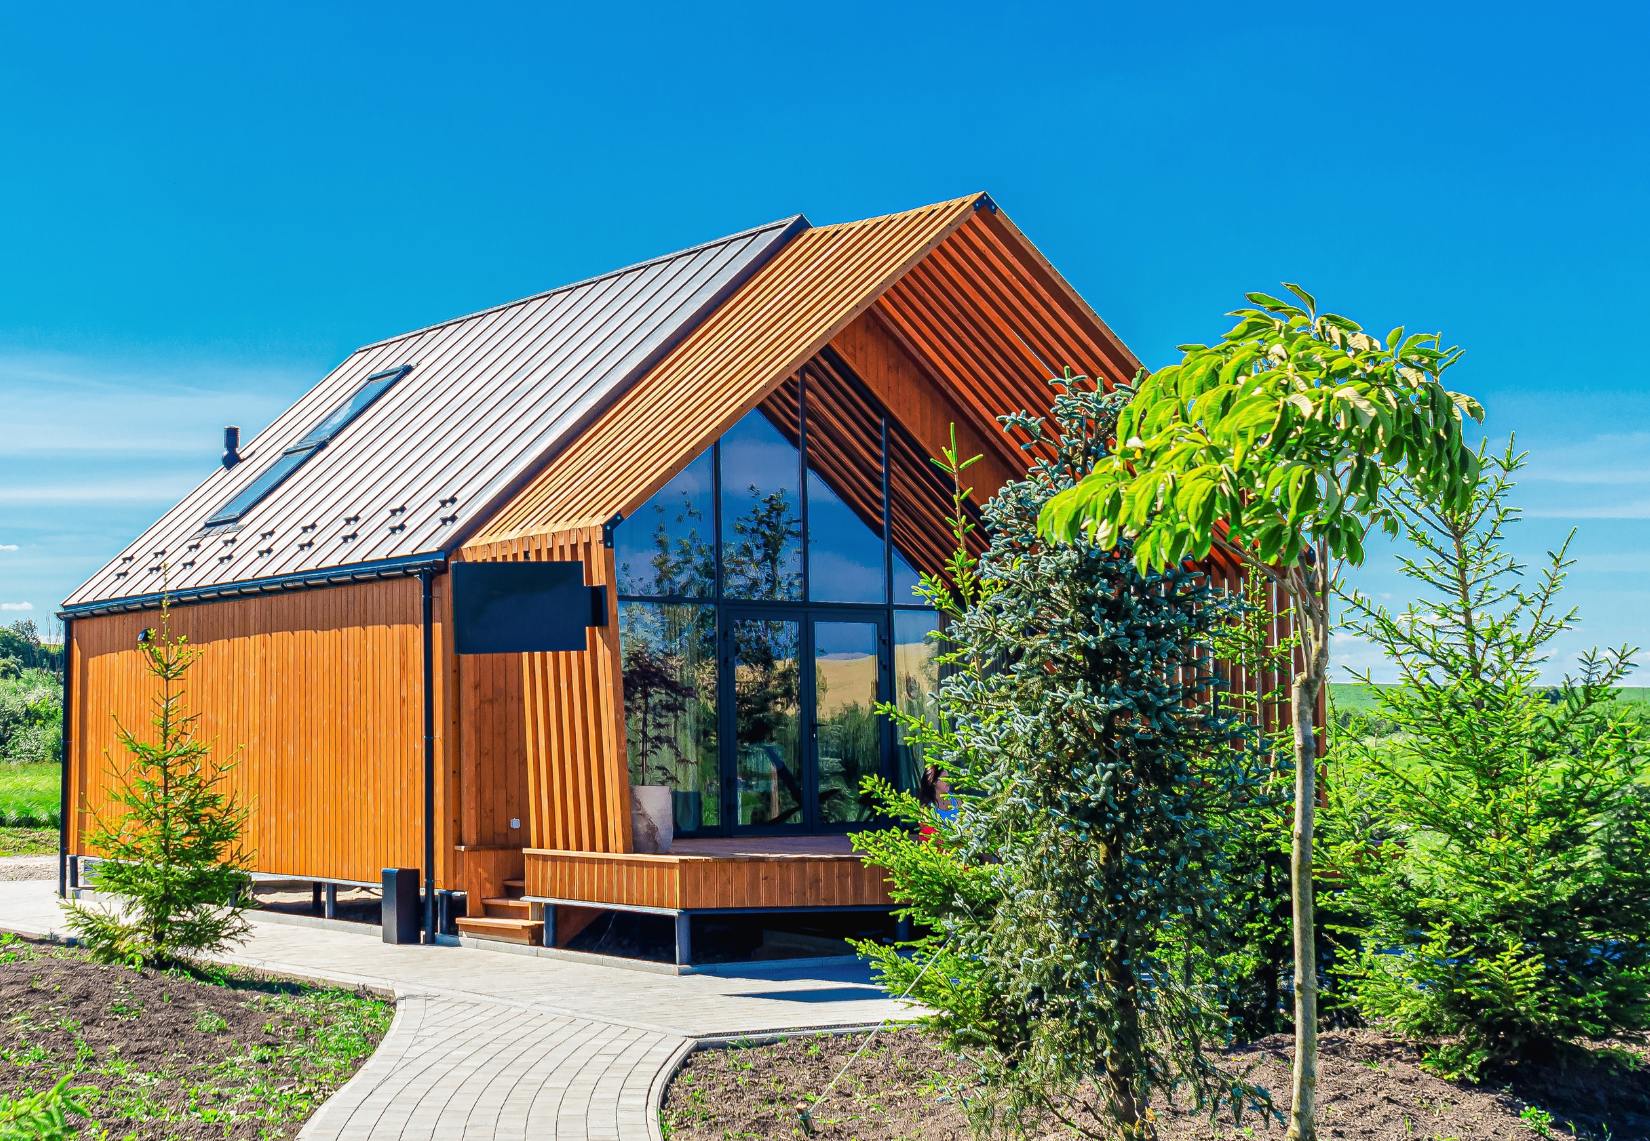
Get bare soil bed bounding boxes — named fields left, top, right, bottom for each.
left=662, top=1027, right=1650, bottom=1140
left=0, top=933, right=391, bottom=1139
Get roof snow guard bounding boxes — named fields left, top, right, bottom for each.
left=62, top=216, right=804, bottom=616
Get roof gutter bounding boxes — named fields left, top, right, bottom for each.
left=58, top=552, right=448, bottom=620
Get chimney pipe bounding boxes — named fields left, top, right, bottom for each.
left=222, top=426, right=241, bottom=470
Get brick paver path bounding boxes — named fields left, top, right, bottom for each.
left=0, top=879, right=904, bottom=1140
left=303, top=996, right=684, bottom=1141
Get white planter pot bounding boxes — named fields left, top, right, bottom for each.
left=630, top=784, right=674, bottom=854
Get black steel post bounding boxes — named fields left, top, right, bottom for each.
left=56, top=618, right=72, bottom=899
left=674, top=912, right=692, bottom=968
left=420, top=570, right=437, bottom=944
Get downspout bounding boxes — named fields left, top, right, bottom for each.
left=57, top=618, right=73, bottom=899
left=419, top=570, right=437, bottom=944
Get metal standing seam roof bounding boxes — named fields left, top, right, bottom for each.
left=470, top=194, right=990, bottom=545
left=63, top=216, right=804, bottom=612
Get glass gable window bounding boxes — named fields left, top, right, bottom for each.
left=615, top=449, right=715, bottom=597
left=891, top=610, right=941, bottom=790
left=206, top=365, right=410, bottom=527
left=806, top=467, right=887, bottom=604
left=719, top=399, right=803, bottom=601
left=615, top=353, right=947, bottom=834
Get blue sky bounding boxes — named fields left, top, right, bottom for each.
left=2, top=3, right=1645, bottom=681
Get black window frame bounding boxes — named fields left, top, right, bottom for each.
left=614, top=359, right=942, bottom=837
left=205, top=364, right=411, bottom=528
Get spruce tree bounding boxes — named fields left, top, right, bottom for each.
left=64, top=598, right=252, bottom=966
left=1323, top=442, right=1650, bottom=1078
left=855, top=383, right=1267, bottom=1140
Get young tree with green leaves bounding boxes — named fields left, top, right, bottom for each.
left=855, top=390, right=1266, bottom=1140
left=64, top=599, right=252, bottom=966
left=1039, top=286, right=1482, bottom=1141
left=1324, top=442, right=1650, bottom=1079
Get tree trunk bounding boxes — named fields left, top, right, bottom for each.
left=1286, top=616, right=1324, bottom=1141
left=1101, top=956, right=1151, bottom=1141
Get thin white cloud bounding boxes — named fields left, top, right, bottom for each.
left=1332, top=632, right=1396, bottom=684
left=0, top=544, right=17, bottom=552
left=1522, top=432, right=1650, bottom=488
left=0, top=601, right=34, bottom=612
left=1574, top=552, right=1650, bottom=573
left=0, top=346, right=304, bottom=458
left=1526, top=499, right=1650, bottom=520
left=0, top=473, right=202, bottom=506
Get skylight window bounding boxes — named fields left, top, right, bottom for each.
left=205, top=365, right=411, bottom=528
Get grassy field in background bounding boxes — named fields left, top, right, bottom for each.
left=0, top=762, right=58, bottom=828
left=1332, top=683, right=1650, bottom=712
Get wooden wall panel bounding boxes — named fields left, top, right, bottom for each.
left=830, top=309, right=1017, bottom=497
left=68, top=579, right=432, bottom=885
left=457, top=526, right=633, bottom=854
left=522, top=849, right=893, bottom=911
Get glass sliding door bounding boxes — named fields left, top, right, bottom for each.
left=727, top=614, right=805, bottom=829
left=812, top=618, right=885, bottom=825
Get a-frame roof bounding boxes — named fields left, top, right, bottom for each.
left=63, top=216, right=801, bottom=612
left=66, top=193, right=1156, bottom=616
left=470, top=193, right=1140, bottom=547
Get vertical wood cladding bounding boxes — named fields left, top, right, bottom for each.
left=456, top=526, right=633, bottom=855
left=67, top=578, right=435, bottom=884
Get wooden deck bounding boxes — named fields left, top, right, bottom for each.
left=522, top=835, right=893, bottom=913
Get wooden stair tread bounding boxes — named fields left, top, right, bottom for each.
left=482, top=898, right=532, bottom=918
left=455, top=916, right=543, bottom=945
left=502, top=879, right=525, bottom=889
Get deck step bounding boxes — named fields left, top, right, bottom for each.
left=482, top=897, right=532, bottom=919
left=455, top=916, right=543, bottom=945
left=502, top=878, right=526, bottom=898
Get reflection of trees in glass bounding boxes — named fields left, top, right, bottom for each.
left=620, top=490, right=714, bottom=598
left=618, top=604, right=717, bottom=824
left=723, top=489, right=800, bottom=600
left=732, top=618, right=798, bottom=750
left=816, top=695, right=881, bottom=823
left=621, top=640, right=695, bottom=785
left=731, top=617, right=802, bottom=826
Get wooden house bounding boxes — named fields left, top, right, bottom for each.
left=60, top=194, right=1279, bottom=965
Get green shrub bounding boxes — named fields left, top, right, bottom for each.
left=0, top=667, right=61, bottom=766
left=855, top=383, right=1267, bottom=1139
left=1323, top=442, right=1650, bottom=1079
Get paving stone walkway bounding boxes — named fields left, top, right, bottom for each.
left=303, top=995, right=684, bottom=1141
left=0, top=878, right=905, bottom=1140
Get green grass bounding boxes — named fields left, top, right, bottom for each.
left=0, top=762, right=57, bottom=828
left=1332, top=683, right=1650, bottom=713
left=0, top=828, right=55, bottom=857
